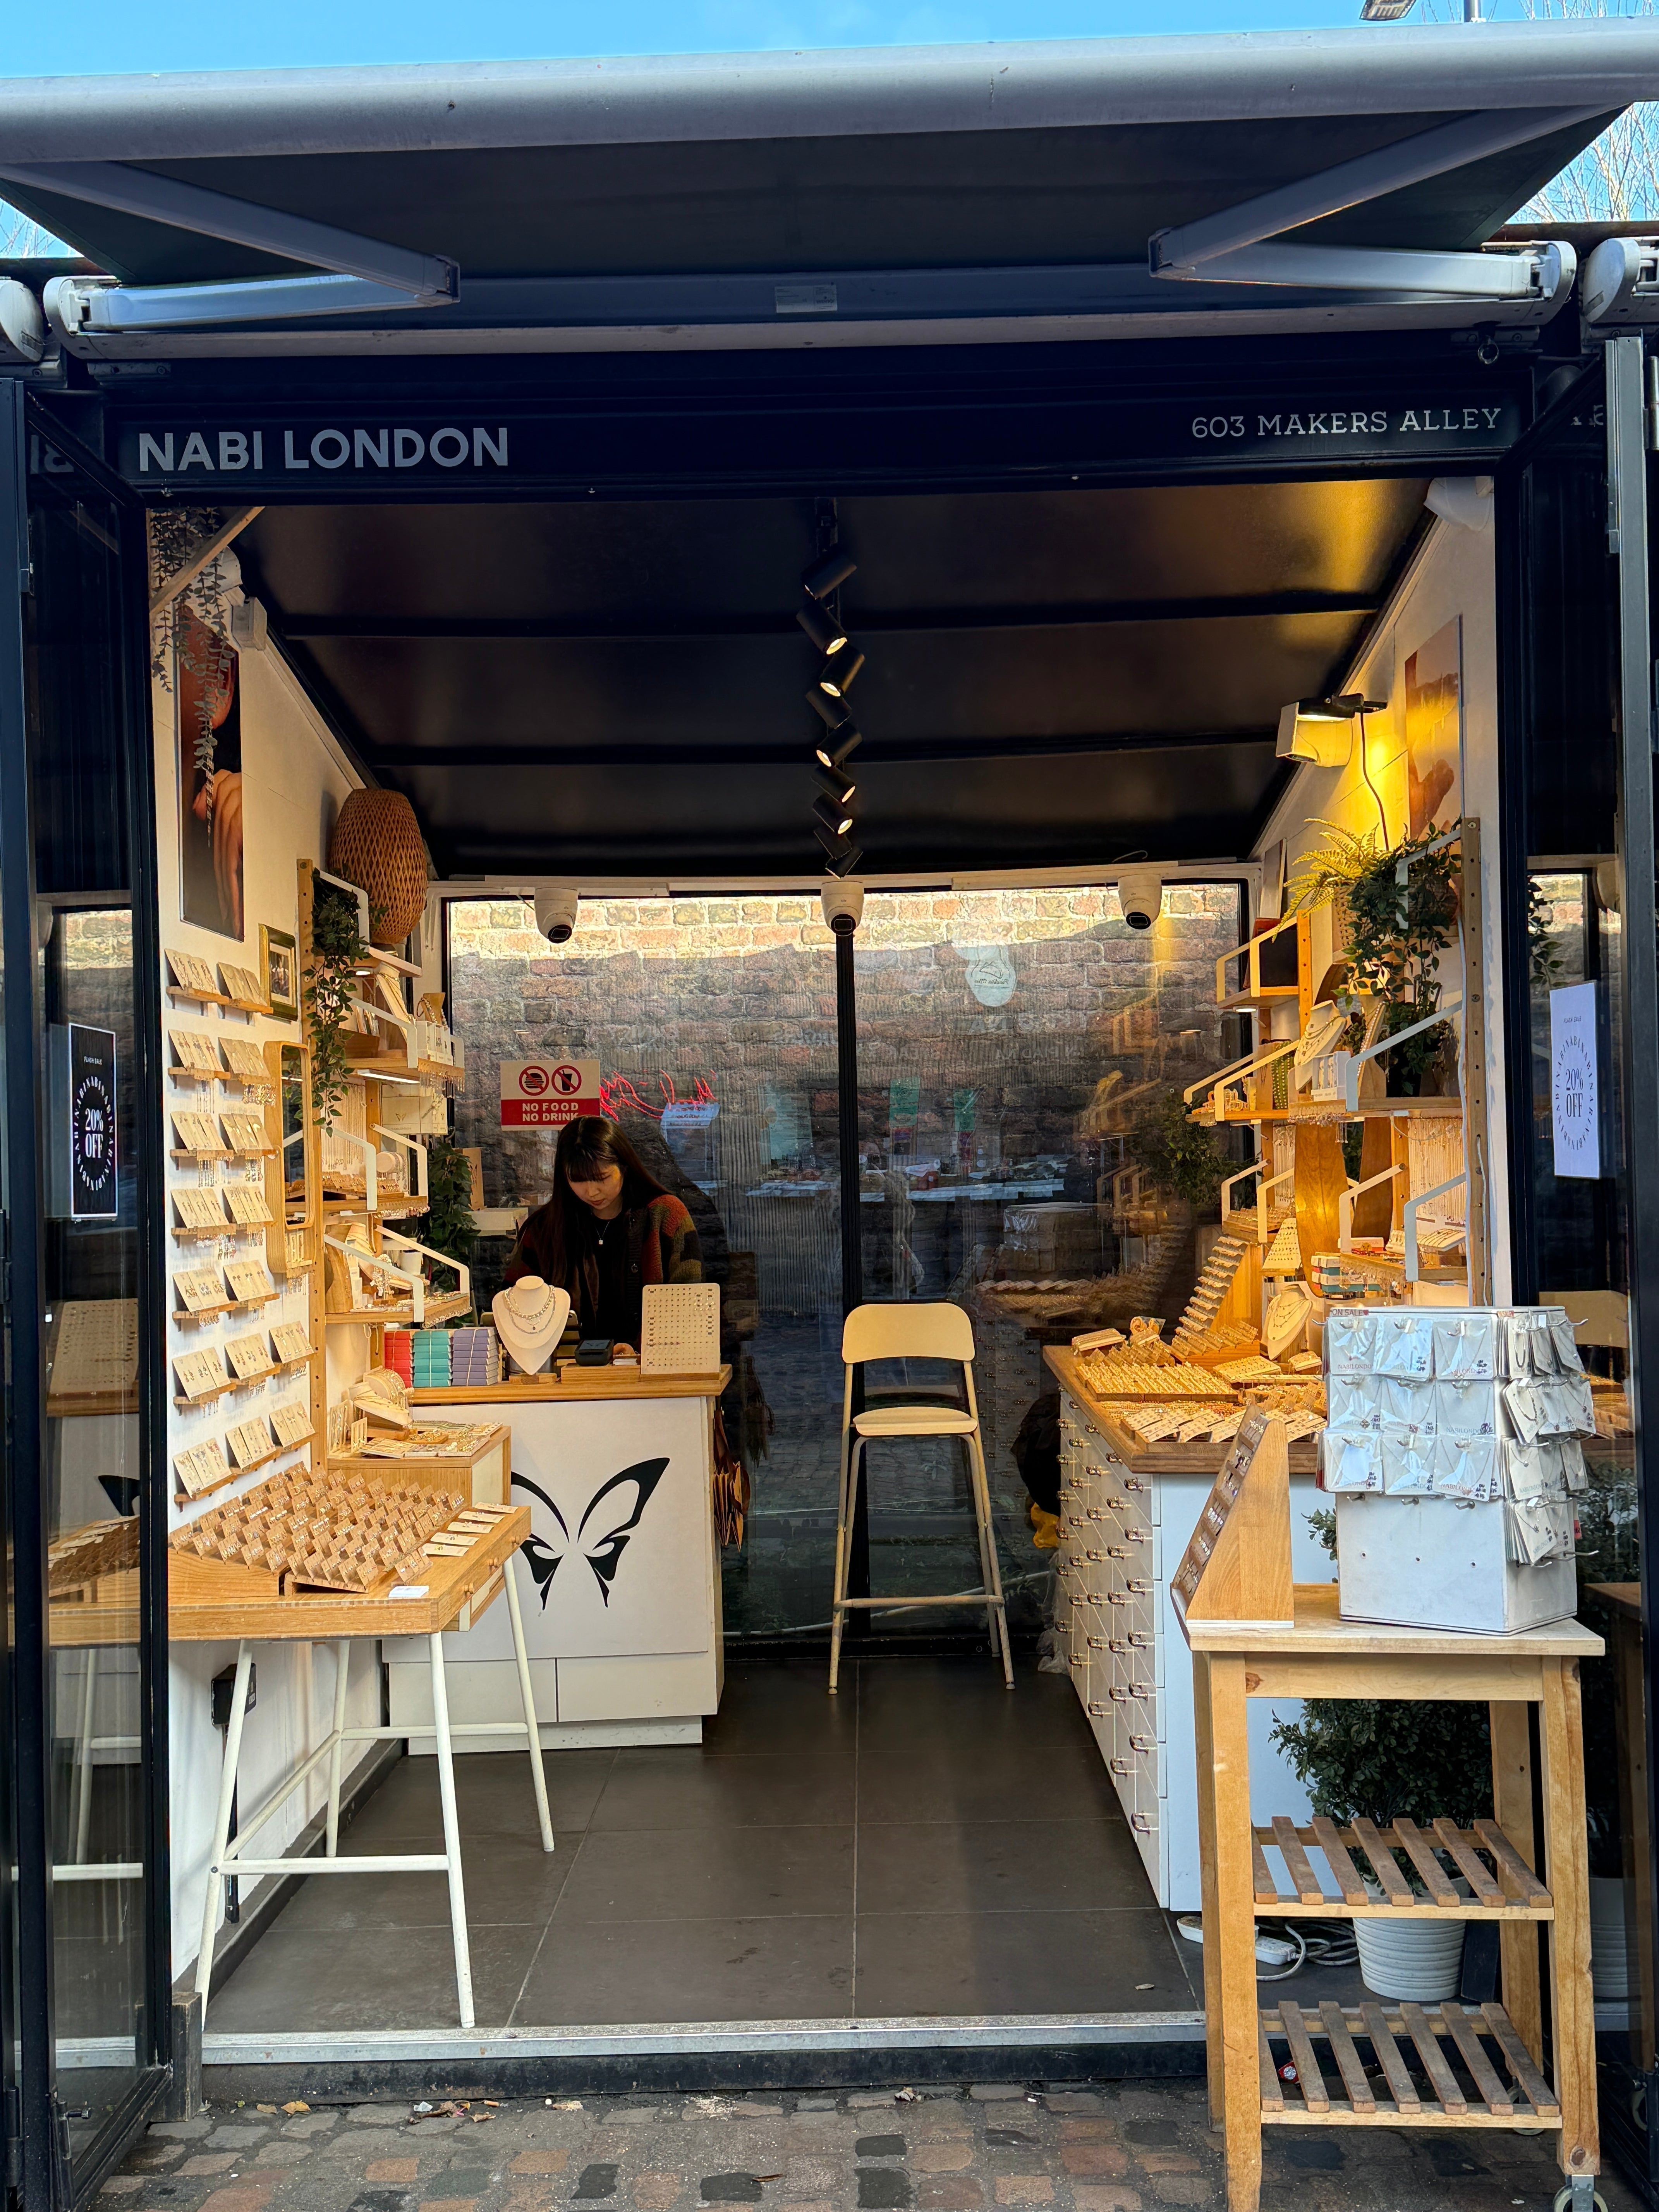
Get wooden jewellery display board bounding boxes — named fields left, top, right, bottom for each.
left=172, top=1477, right=552, bottom=2032
left=1176, top=1419, right=1602, bottom=2212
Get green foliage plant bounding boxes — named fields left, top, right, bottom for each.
left=420, top=1138, right=478, bottom=1300
left=1270, top=1697, right=1492, bottom=1831
left=1127, top=1091, right=1232, bottom=1216
left=1288, top=818, right=1462, bottom=1093
left=307, top=879, right=365, bottom=1132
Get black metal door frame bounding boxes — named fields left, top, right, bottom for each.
left=0, top=381, right=173, bottom=2208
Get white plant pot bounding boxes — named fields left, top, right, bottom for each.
left=1356, top=1908, right=1467, bottom=2001
left=1591, top=1874, right=1631, bottom=2001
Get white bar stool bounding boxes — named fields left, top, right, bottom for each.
left=829, top=1300, right=1013, bottom=1694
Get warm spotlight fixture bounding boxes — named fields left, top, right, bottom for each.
left=814, top=763, right=857, bottom=807
left=816, top=828, right=864, bottom=874
left=814, top=726, right=862, bottom=771
left=809, top=687, right=854, bottom=730
left=1274, top=693, right=1388, bottom=768
left=797, top=602, right=848, bottom=655
left=817, top=644, right=865, bottom=699
left=813, top=793, right=856, bottom=839
left=802, top=546, right=857, bottom=600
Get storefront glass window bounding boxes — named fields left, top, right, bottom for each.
left=447, top=884, right=1243, bottom=1637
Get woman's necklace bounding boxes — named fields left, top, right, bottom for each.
left=506, top=1281, right=556, bottom=1331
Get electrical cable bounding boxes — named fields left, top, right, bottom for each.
left=1355, top=708, right=1390, bottom=843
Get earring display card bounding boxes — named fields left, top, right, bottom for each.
left=174, top=1346, right=230, bottom=1401
left=640, top=1282, right=722, bottom=1374
left=174, top=1188, right=229, bottom=1231
left=218, top=963, right=268, bottom=1011
left=271, top=1322, right=314, bottom=1366
left=172, top=1111, right=225, bottom=1156
left=174, top=1266, right=226, bottom=1315
left=224, top=1185, right=273, bottom=1227
left=170, top=1028, right=221, bottom=1074
left=175, top=1439, right=232, bottom=1498
left=219, top=1036, right=268, bottom=1080
left=224, top=1331, right=275, bottom=1383
left=225, top=1258, right=277, bottom=1305
left=270, top=1401, right=313, bottom=1450
left=166, top=949, right=220, bottom=1000
left=226, top=1414, right=276, bottom=1468
left=221, top=1111, right=271, bottom=1156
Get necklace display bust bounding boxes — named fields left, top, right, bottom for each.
left=491, top=1275, right=571, bottom=1376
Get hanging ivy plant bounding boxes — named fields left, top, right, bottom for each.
left=1289, top=817, right=1462, bottom=1092
left=307, top=879, right=364, bottom=1132
left=419, top=1138, right=477, bottom=1299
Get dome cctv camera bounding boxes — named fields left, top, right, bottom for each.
left=1117, top=866, right=1164, bottom=932
left=821, top=878, right=865, bottom=937
left=535, top=886, right=580, bottom=944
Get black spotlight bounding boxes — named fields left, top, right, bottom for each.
left=813, top=793, right=856, bottom=839
left=815, top=825, right=864, bottom=872
left=796, top=601, right=848, bottom=655
left=809, top=687, right=854, bottom=730
left=813, top=725, right=862, bottom=771
left=817, top=644, right=865, bottom=699
left=814, top=762, right=857, bottom=806
left=802, top=546, right=857, bottom=600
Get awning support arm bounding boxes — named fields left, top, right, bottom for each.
left=1150, top=104, right=1604, bottom=274
left=0, top=160, right=456, bottom=300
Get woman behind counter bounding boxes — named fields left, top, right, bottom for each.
left=504, top=1115, right=702, bottom=1346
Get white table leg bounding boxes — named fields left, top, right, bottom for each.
left=429, top=1630, right=476, bottom=2029
left=73, top=1647, right=100, bottom=1863
left=325, top=1638, right=351, bottom=1856
left=504, top=1559, right=555, bottom=1854
left=196, top=1640, right=253, bottom=2010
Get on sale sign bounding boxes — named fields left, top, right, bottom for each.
left=500, top=1057, right=600, bottom=1128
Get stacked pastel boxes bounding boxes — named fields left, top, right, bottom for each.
left=410, top=1329, right=453, bottom=1389
left=449, top=1326, right=502, bottom=1389
left=1320, top=1305, right=1593, bottom=1568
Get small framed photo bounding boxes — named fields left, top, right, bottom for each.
left=261, top=925, right=298, bottom=1022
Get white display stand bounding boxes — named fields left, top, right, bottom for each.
left=385, top=1380, right=725, bottom=1748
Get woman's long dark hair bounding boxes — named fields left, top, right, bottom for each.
left=541, top=1115, right=670, bottom=1294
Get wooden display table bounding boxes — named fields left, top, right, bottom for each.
left=173, top=1498, right=551, bottom=2030
left=328, top=1419, right=511, bottom=1505
left=1183, top=1581, right=1603, bottom=2212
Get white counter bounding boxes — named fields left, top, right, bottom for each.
left=384, top=1375, right=726, bottom=1749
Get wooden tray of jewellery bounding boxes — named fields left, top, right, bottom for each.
left=167, top=1465, right=531, bottom=1641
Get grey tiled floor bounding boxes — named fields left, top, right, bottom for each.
left=209, top=1657, right=1202, bottom=2033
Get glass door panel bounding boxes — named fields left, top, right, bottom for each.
left=19, top=408, right=163, bottom=2188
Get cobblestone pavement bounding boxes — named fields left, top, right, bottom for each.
left=104, top=2079, right=1641, bottom=2212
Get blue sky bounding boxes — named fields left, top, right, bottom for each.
left=10, top=0, right=1374, bottom=79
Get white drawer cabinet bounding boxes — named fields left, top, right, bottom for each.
left=1056, top=1391, right=1325, bottom=1908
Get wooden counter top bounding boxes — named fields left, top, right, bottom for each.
left=1044, top=1346, right=1320, bottom=1475
left=410, top=1366, right=731, bottom=1406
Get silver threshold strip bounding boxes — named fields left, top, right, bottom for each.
left=203, top=2012, right=1206, bottom=2066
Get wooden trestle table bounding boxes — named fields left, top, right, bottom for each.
left=1184, top=1584, right=1603, bottom=2212
left=171, top=1499, right=550, bottom=2030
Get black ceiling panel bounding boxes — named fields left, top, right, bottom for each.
left=239, top=471, right=1428, bottom=879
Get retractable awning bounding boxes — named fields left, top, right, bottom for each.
left=2, top=21, right=1656, bottom=355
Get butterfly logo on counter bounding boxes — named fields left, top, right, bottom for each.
left=513, top=1460, right=669, bottom=1608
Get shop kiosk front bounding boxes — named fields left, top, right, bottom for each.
left=4, top=24, right=1659, bottom=2207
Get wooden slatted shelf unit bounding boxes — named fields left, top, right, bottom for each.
left=1175, top=1415, right=1602, bottom=2212
left=1251, top=1815, right=1553, bottom=1918
left=1259, top=1999, right=1561, bottom=2130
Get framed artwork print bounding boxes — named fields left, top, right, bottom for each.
left=261, top=925, right=298, bottom=1021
